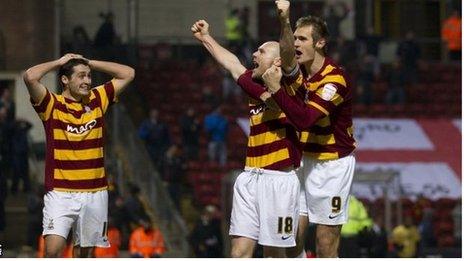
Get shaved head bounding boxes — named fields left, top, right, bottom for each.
left=252, top=41, right=281, bottom=79
left=262, top=41, right=280, bottom=58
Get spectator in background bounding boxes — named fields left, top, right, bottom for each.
left=11, top=119, right=32, bottom=194
left=129, top=216, right=166, bottom=258
left=162, top=144, right=187, bottom=210
left=360, top=26, right=383, bottom=59
left=356, top=54, right=377, bottom=105
left=179, top=107, right=201, bottom=160
left=0, top=106, right=7, bottom=241
left=189, top=205, right=223, bottom=257
left=324, top=1, right=350, bottom=39
left=452, top=199, right=461, bottom=247
left=222, top=72, right=242, bottom=103
left=225, top=8, right=244, bottom=53
left=391, top=215, right=421, bottom=258
left=385, top=58, right=406, bottom=105
left=109, top=192, right=132, bottom=249
left=26, top=186, right=45, bottom=249
left=339, top=196, right=373, bottom=257
left=0, top=88, right=15, bottom=124
left=358, top=26, right=382, bottom=77
left=396, top=31, right=421, bottom=85
left=202, top=85, right=220, bottom=110
left=331, top=36, right=357, bottom=71
left=94, top=12, right=117, bottom=61
left=70, top=26, right=93, bottom=58
left=0, top=88, right=15, bottom=179
left=124, top=184, right=150, bottom=229
left=441, top=9, right=461, bottom=61
left=418, top=208, right=436, bottom=249
left=204, top=105, right=228, bottom=166
left=0, top=146, right=6, bottom=243
left=369, top=215, right=388, bottom=257
left=94, top=217, right=122, bottom=258
left=0, top=29, right=5, bottom=69
left=138, top=108, right=171, bottom=170
left=238, top=6, right=254, bottom=66
left=94, top=12, right=116, bottom=48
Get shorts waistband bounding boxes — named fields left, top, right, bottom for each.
left=244, top=166, right=295, bottom=176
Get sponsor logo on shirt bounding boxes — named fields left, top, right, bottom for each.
left=67, top=119, right=97, bottom=134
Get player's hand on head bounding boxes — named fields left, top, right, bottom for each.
left=58, top=53, right=85, bottom=65
left=191, top=19, right=210, bottom=40
left=275, top=0, right=290, bottom=21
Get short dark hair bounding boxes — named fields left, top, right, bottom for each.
left=296, top=15, right=330, bottom=55
left=58, top=58, right=89, bottom=86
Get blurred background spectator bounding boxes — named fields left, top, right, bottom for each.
left=189, top=205, right=223, bottom=258
left=441, top=9, right=461, bottom=61
left=129, top=216, right=166, bottom=258
left=391, top=215, right=421, bottom=258
left=204, top=105, right=228, bottom=167
left=138, top=108, right=171, bottom=171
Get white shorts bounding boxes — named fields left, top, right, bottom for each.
left=43, top=190, right=109, bottom=248
left=229, top=167, right=300, bottom=247
left=302, top=154, right=355, bottom=225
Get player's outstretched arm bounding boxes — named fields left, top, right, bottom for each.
left=276, top=0, right=297, bottom=74
left=23, top=53, right=82, bottom=104
left=88, top=60, right=135, bottom=97
left=191, top=19, right=246, bottom=81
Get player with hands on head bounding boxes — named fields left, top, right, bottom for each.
left=23, top=53, right=134, bottom=257
left=192, top=19, right=302, bottom=258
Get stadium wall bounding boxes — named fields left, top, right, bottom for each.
left=61, top=0, right=229, bottom=44
left=0, top=0, right=55, bottom=70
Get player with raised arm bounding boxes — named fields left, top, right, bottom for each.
left=191, top=20, right=301, bottom=258
left=23, top=53, right=134, bottom=257
left=266, top=0, right=357, bottom=257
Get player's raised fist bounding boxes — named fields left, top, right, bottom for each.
left=191, top=19, right=210, bottom=41
left=262, top=64, right=283, bottom=93
left=275, top=0, right=290, bottom=21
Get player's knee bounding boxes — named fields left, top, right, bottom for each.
left=285, top=245, right=303, bottom=258
left=230, top=246, right=251, bottom=258
left=316, top=235, right=336, bottom=257
left=230, top=249, right=244, bottom=258
left=45, top=248, right=62, bottom=258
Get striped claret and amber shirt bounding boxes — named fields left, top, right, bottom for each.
left=31, top=81, right=116, bottom=192
left=274, top=58, right=356, bottom=160
left=237, top=70, right=301, bottom=170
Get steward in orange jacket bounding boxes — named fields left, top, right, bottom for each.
left=441, top=10, right=461, bottom=60
left=94, top=226, right=122, bottom=258
left=129, top=218, right=166, bottom=258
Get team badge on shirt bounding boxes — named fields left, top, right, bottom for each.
left=321, top=83, right=337, bottom=101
